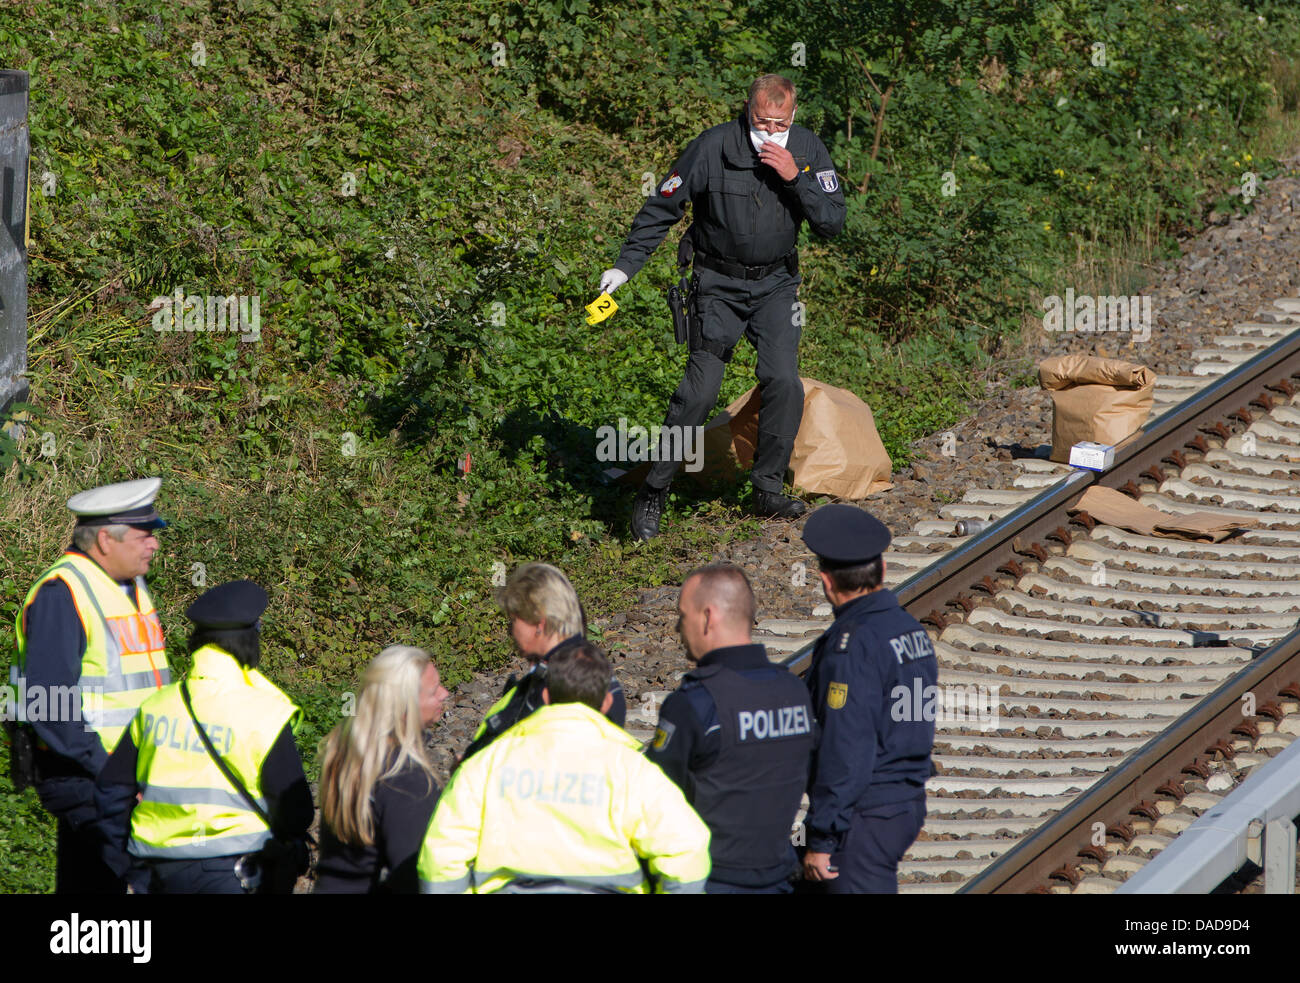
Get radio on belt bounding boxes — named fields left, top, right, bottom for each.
left=1069, top=440, right=1116, bottom=471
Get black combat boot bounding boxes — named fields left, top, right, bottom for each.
left=753, top=488, right=807, bottom=520
left=631, top=483, right=670, bottom=541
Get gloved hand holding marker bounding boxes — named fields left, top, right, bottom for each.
left=588, top=268, right=627, bottom=325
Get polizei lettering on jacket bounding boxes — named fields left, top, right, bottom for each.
left=888, top=629, right=935, bottom=665
left=496, top=767, right=606, bottom=807
left=737, top=705, right=812, bottom=742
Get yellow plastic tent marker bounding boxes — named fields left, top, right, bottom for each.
left=585, top=293, right=618, bottom=325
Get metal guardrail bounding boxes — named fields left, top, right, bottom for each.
left=1118, top=732, right=1300, bottom=894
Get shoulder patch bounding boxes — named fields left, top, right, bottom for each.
left=816, top=169, right=839, bottom=193
left=660, top=171, right=683, bottom=197
left=651, top=719, right=676, bottom=751
left=827, top=681, right=848, bottom=710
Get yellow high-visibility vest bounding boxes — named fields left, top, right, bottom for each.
left=127, top=644, right=302, bottom=860
left=419, top=702, right=711, bottom=893
left=13, top=551, right=170, bottom=754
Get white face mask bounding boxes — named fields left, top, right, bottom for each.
left=748, top=107, right=794, bottom=153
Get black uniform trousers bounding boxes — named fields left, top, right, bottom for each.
left=36, top=776, right=125, bottom=895
left=147, top=856, right=246, bottom=894
left=824, top=797, right=927, bottom=895
left=646, top=265, right=803, bottom=493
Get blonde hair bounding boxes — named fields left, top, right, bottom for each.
left=498, top=562, right=585, bottom=639
left=319, top=645, right=437, bottom=847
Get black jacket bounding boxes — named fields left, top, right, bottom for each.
left=615, top=114, right=846, bottom=277
left=315, top=753, right=441, bottom=894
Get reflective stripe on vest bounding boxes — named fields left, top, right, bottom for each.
left=14, top=553, right=169, bottom=753
left=127, top=646, right=298, bottom=860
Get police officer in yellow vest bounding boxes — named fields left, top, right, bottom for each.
left=94, top=580, right=313, bottom=893
left=419, top=641, right=711, bottom=893
left=9, top=477, right=171, bottom=894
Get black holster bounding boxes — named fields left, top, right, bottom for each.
left=4, top=721, right=36, bottom=793
left=666, top=233, right=696, bottom=346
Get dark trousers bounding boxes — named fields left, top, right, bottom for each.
left=148, top=856, right=246, bottom=894
left=706, top=877, right=794, bottom=894
left=646, top=266, right=803, bottom=493
left=825, top=797, right=927, bottom=895
left=36, top=776, right=125, bottom=895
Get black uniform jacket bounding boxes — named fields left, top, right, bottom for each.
left=615, top=114, right=846, bottom=277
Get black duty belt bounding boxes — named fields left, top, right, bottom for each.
left=694, top=250, right=794, bottom=281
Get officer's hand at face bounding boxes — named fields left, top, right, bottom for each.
left=803, top=851, right=838, bottom=882
left=757, top=141, right=798, bottom=182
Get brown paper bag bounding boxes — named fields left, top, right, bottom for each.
left=697, top=378, right=893, bottom=497
left=1040, top=355, right=1155, bottom=463
left=612, top=378, right=894, bottom=498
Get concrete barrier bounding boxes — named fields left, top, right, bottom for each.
left=0, top=70, right=29, bottom=414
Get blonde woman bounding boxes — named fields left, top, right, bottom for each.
left=314, top=646, right=449, bottom=893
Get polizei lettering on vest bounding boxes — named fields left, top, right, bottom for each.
left=737, top=705, right=812, bottom=742
left=49, top=913, right=152, bottom=964
left=888, top=629, right=935, bottom=665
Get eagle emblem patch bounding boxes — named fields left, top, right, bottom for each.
left=816, top=169, right=839, bottom=193
left=651, top=719, right=676, bottom=750
left=827, top=682, right=848, bottom=710
left=660, top=171, right=683, bottom=197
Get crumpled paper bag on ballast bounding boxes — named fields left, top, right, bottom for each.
left=1040, top=355, right=1156, bottom=463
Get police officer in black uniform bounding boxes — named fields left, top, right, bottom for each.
left=646, top=563, right=814, bottom=893
left=599, top=74, right=846, bottom=540
left=799, top=505, right=937, bottom=894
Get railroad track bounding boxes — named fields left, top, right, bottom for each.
left=638, top=298, right=1300, bottom=894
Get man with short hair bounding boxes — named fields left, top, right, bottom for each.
left=419, top=641, right=711, bottom=893
left=647, top=564, right=814, bottom=893
left=600, top=74, right=846, bottom=539
left=8, top=478, right=171, bottom=893
left=462, top=562, right=624, bottom=761
left=799, top=504, right=938, bottom=894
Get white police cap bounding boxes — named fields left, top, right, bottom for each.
left=66, top=477, right=166, bottom=529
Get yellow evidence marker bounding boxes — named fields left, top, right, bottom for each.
left=585, top=293, right=618, bottom=325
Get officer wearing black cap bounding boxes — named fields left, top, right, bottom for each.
left=9, top=478, right=170, bottom=894
left=94, top=580, right=313, bottom=893
left=798, top=504, right=937, bottom=893
left=647, top=564, right=814, bottom=893
left=599, top=74, right=846, bottom=540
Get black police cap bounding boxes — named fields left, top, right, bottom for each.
left=186, top=580, right=268, bottom=630
left=800, top=504, right=891, bottom=568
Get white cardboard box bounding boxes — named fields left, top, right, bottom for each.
left=1069, top=440, right=1116, bottom=471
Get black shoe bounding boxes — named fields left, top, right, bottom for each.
left=631, top=483, right=670, bottom=541
left=753, top=488, right=807, bottom=520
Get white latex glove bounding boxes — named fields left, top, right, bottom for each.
left=599, top=268, right=629, bottom=294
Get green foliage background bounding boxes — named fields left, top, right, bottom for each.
left=2, top=0, right=1298, bottom=889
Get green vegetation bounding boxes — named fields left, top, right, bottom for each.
left=2, top=0, right=1299, bottom=890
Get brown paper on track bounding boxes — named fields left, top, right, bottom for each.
left=1069, top=485, right=1255, bottom=542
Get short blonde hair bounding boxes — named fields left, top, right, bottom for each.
left=498, top=562, right=585, bottom=638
